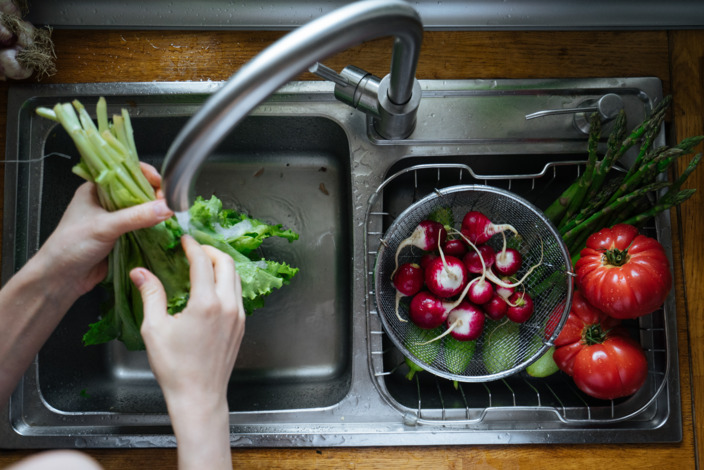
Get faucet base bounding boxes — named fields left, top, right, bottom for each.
left=374, top=75, right=422, bottom=139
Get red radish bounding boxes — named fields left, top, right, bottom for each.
left=460, top=211, right=518, bottom=245
left=409, top=291, right=453, bottom=329
left=506, top=292, right=534, bottom=323
left=419, top=301, right=486, bottom=345
left=392, top=263, right=424, bottom=322
left=442, top=238, right=467, bottom=257
left=483, top=293, right=508, bottom=320
left=420, top=252, right=438, bottom=269
left=467, top=276, right=494, bottom=305
left=462, top=244, right=495, bottom=274
left=483, top=238, right=545, bottom=293
left=446, top=302, right=486, bottom=341
left=393, top=263, right=424, bottom=296
left=494, top=247, right=522, bottom=276
left=424, top=255, right=468, bottom=298
left=495, top=279, right=515, bottom=300
left=392, top=220, right=446, bottom=276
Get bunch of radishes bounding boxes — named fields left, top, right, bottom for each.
left=391, top=209, right=539, bottom=345
left=0, top=0, right=55, bottom=80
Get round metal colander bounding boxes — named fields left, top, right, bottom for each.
left=374, top=185, right=574, bottom=382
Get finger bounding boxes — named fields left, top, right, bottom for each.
left=201, top=245, right=238, bottom=304
left=139, top=162, right=162, bottom=190
left=181, top=235, right=216, bottom=300
left=130, top=267, right=169, bottom=328
left=97, top=199, right=173, bottom=241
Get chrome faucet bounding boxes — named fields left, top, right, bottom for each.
left=161, top=0, right=423, bottom=212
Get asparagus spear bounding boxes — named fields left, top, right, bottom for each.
left=544, top=113, right=602, bottom=225
left=585, top=110, right=627, bottom=202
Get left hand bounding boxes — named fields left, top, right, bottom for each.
left=34, top=164, right=173, bottom=300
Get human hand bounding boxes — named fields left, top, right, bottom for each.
left=130, top=235, right=244, bottom=470
left=34, top=164, right=172, bottom=300
left=130, top=235, right=245, bottom=406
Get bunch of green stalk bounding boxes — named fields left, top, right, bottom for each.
left=544, top=95, right=703, bottom=260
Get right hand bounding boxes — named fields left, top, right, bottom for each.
left=130, top=235, right=246, bottom=408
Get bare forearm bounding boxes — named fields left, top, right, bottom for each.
left=0, top=255, right=80, bottom=406
left=166, top=396, right=232, bottom=470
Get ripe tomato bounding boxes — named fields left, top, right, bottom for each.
left=553, top=290, right=647, bottom=400
left=575, top=223, right=671, bottom=319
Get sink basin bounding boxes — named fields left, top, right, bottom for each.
left=1, top=78, right=682, bottom=447
left=38, top=112, right=352, bottom=414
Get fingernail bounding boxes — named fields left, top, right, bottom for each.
left=130, top=268, right=146, bottom=287
left=153, top=200, right=174, bottom=219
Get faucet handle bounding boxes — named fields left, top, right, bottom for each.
left=310, top=62, right=381, bottom=118
left=525, top=93, right=624, bottom=121
left=309, top=62, right=350, bottom=87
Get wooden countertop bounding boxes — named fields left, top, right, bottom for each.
left=1, top=29, right=703, bottom=469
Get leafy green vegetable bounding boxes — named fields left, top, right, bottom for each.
left=184, top=195, right=299, bottom=313
left=37, top=98, right=299, bottom=350
left=427, top=206, right=454, bottom=228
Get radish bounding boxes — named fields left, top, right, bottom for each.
left=506, top=292, right=534, bottom=323
left=420, top=252, right=438, bottom=270
left=450, top=228, right=493, bottom=304
left=446, top=302, right=486, bottom=341
left=494, top=248, right=522, bottom=276
left=424, top=255, right=468, bottom=298
left=442, top=238, right=467, bottom=257
left=493, top=231, right=523, bottom=276
left=392, top=263, right=424, bottom=322
left=392, top=220, right=446, bottom=277
left=408, top=291, right=454, bottom=329
left=462, top=244, right=495, bottom=274
left=419, top=301, right=485, bottom=344
left=483, top=293, right=508, bottom=320
left=466, top=276, right=494, bottom=305
left=461, top=211, right=518, bottom=244
left=495, top=279, right=515, bottom=301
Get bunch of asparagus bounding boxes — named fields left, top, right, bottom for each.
left=544, top=95, right=703, bottom=260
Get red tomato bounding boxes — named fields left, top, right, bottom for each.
left=571, top=335, right=648, bottom=400
left=575, top=223, right=672, bottom=319
left=553, top=290, right=647, bottom=400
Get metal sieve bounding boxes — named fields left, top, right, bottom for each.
left=374, top=185, right=574, bottom=382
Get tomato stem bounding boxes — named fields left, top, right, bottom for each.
left=602, top=247, right=629, bottom=266
left=582, top=323, right=609, bottom=345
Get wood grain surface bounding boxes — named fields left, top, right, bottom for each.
left=0, top=29, right=701, bottom=469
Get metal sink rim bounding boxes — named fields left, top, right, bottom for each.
left=1, top=78, right=682, bottom=448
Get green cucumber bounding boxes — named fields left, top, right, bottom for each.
left=482, top=320, right=520, bottom=375
left=403, top=324, right=443, bottom=380
left=526, top=345, right=559, bottom=378
left=444, top=336, right=476, bottom=376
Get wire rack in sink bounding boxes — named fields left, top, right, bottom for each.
left=364, top=161, right=677, bottom=428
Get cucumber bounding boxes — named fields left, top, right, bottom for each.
left=526, top=345, right=559, bottom=378
left=523, top=329, right=560, bottom=378
left=482, top=320, right=520, bottom=375
left=444, top=336, right=476, bottom=376
left=403, top=324, right=443, bottom=380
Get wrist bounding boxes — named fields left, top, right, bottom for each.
left=165, top=394, right=232, bottom=470
left=23, top=250, right=83, bottom=308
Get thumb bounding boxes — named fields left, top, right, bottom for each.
left=130, top=268, right=168, bottom=328
left=103, top=199, right=174, bottom=238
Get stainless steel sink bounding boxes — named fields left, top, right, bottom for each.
left=1, top=77, right=681, bottom=447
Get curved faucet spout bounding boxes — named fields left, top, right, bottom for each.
left=161, top=0, right=423, bottom=212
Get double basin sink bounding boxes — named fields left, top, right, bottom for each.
left=1, top=77, right=681, bottom=447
